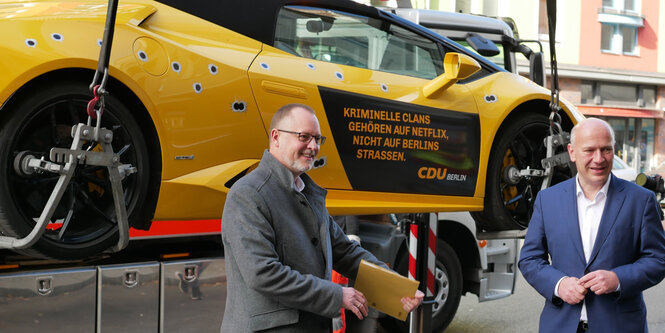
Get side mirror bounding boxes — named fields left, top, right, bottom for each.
left=465, top=33, right=500, bottom=57
left=423, top=53, right=481, bottom=98
left=529, top=52, right=546, bottom=87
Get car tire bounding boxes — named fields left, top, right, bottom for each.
left=474, top=112, right=571, bottom=231
left=0, top=80, right=152, bottom=259
left=379, top=240, right=462, bottom=333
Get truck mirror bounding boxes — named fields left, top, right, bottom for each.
left=423, top=52, right=481, bottom=98
left=465, top=33, right=500, bottom=57
left=529, top=52, right=546, bottom=87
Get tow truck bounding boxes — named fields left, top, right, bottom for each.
left=0, top=2, right=568, bottom=333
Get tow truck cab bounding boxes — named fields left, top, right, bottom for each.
left=392, top=8, right=546, bottom=86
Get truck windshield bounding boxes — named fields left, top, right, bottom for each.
left=454, top=40, right=506, bottom=69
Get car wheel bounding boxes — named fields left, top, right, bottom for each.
left=474, top=113, right=571, bottom=231
left=379, top=240, right=462, bottom=333
left=0, top=80, right=151, bottom=259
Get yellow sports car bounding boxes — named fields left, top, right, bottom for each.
left=0, top=0, right=582, bottom=259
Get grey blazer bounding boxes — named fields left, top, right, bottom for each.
left=221, top=150, right=382, bottom=333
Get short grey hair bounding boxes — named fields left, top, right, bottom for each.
left=270, top=103, right=316, bottom=130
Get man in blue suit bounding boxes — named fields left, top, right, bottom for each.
left=519, top=118, right=665, bottom=333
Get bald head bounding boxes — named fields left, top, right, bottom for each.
left=570, top=118, right=615, bottom=148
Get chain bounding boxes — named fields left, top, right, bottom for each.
left=86, top=0, right=118, bottom=127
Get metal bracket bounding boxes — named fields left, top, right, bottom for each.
left=540, top=131, right=573, bottom=190
left=503, top=165, right=545, bottom=185
left=541, top=152, right=572, bottom=170
left=500, top=130, right=573, bottom=192
left=0, top=123, right=136, bottom=252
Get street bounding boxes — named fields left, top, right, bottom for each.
left=445, top=270, right=665, bottom=332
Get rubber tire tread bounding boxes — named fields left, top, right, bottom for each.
left=379, top=240, right=463, bottom=333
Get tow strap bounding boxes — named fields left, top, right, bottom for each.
left=538, top=0, right=576, bottom=190
left=546, top=0, right=565, bottom=136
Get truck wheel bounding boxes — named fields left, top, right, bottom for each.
left=0, top=80, right=152, bottom=259
left=474, top=113, right=570, bottom=231
left=379, top=240, right=462, bottom=333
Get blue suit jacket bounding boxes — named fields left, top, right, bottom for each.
left=519, top=175, right=665, bottom=333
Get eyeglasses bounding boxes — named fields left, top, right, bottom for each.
left=277, top=129, right=326, bottom=145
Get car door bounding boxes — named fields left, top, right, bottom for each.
left=248, top=5, right=481, bottom=198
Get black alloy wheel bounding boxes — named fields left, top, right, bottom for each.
left=0, top=80, right=151, bottom=259
left=474, top=112, right=572, bottom=231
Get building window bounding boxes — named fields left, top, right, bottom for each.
left=605, top=117, right=655, bottom=172
left=580, top=81, right=656, bottom=108
left=640, top=86, right=655, bottom=107
left=602, top=0, right=638, bottom=13
left=598, top=0, right=642, bottom=54
left=538, top=0, right=562, bottom=41
left=600, top=82, right=637, bottom=105
left=538, top=0, right=548, bottom=36
left=600, top=24, right=613, bottom=50
left=581, top=81, right=594, bottom=104
left=601, top=23, right=638, bottom=54
left=621, top=26, right=637, bottom=53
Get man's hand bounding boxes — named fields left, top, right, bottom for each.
left=558, top=276, right=587, bottom=304
left=579, top=270, right=619, bottom=295
left=342, top=287, right=368, bottom=319
left=401, top=290, right=424, bottom=312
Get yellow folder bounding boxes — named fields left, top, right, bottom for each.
left=354, top=259, right=420, bottom=321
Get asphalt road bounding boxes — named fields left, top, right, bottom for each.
left=445, top=269, right=665, bottom=332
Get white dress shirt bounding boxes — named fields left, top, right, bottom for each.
left=554, top=175, right=611, bottom=322
left=576, top=175, right=610, bottom=321
left=294, top=175, right=305, bottom=192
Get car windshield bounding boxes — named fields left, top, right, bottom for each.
left=613, top=157, right=628, bottom=169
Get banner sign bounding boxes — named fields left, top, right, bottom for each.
left=320, top=87, right=480, bottom=196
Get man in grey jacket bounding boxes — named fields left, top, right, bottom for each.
left=221, top=103, right=423, bottom=332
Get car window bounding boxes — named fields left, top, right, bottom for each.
left=274, top=6, right=443, bottom=79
